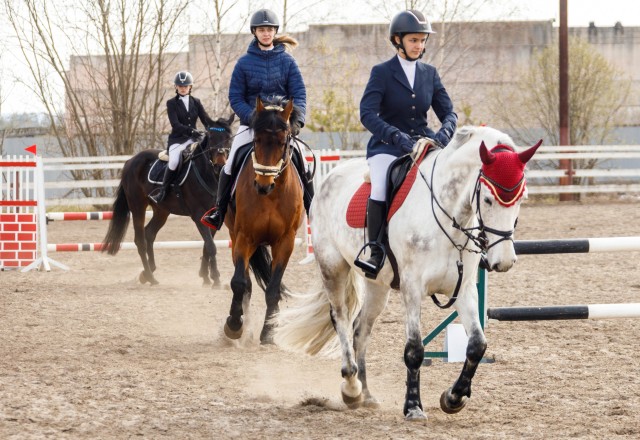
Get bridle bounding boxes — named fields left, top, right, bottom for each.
left=250, top=106, right=293, bottom=179
left=416, top=148, right=523, bottom=308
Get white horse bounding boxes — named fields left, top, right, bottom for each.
left=275, top=125, right=541, bottom=420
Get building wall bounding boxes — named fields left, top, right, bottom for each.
left=63, top=20, right=640, bottom=143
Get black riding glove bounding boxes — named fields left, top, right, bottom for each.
left=392, top=131, right=414, bottom=154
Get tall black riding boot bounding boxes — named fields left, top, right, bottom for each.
left=148, top=167, right=177, bottom=204
left=292, top=146, right=314, bottom=216
left=354, top=198, right=388, bottom=279
left=201, top=172, right=233, bottom=230
left=302, top=176, right=315, bottom=217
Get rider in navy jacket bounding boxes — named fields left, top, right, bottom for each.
left=355, top=10, right=458, bottom=279
left=202, top=8, right=312, bottom=231
left=360, top=58, right=456, bottom=158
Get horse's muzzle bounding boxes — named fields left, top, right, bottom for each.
left=254, top=180, right=275, bottom=195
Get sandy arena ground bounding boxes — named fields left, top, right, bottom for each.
left=1, top=199, right=640, bottom=439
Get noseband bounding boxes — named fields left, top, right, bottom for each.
left=251, top=123, right=292, bottom=179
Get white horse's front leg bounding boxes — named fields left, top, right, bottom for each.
left=440, top=282, right=487, bottom=414
left=401, top=280, right=427, bottom=421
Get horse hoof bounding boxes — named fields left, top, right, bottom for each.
left=138, top=272, right=148, bottom=284
left=341, top=381, right=363, bottom=409
left=405, top=407, right=428, bottom=421
left=362, top=397, right=381, bottom=409
left=223, top=322, right=243, bottom=339
left=440, top=388, right=467, bottom=414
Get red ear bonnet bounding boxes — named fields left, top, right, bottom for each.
left=479, top=139, right=543, bottom=207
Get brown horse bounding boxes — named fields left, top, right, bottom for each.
left=101, top=114, right=234, bottom=286
left=223, top=96, right=304, bottom=344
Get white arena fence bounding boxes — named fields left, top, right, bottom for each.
left=40, top=145, right=640, bottom=207
left=3, top=144, right=640, bottom=271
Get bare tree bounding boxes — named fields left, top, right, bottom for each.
left=305, top=43, right=365, bottom=149
left=490, top=36, right=630, bottom=147
left=489, top=36, right=631, bottom=187
left=192, top=0, right=248, bottom=116
left=3, top=0, right=189, bottom=199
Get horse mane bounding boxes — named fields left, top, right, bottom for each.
left=448, top=125, right=516, bottom=152
left=249, top=95, right=303, bottom=133
left=210, top=115, right=233, bottom=132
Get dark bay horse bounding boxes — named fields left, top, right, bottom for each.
left=102, top=114, right=234, bottom=286
left=223, top=97, right=304, bottom=344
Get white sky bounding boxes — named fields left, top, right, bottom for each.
left=1, top=0, right=639, bottom=116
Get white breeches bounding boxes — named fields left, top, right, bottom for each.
left=168, top=139, right=195, bottom=170
left=367, top=154, right=396, bottom=202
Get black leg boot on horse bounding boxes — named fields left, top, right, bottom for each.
left=291, top=146, right=315, bottom=216
left=201, top=171, right=233, bottom=230
left=148, top=167, right=177, bottom=204
left=354, top=198, right=388, bottom=279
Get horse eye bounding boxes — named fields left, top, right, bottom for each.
left=483, top=196, right=493, bottom=206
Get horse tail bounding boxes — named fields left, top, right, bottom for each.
left=101, top=183, right=130, bottom=255
left=249, top=245, right=290, bottom=297
left=274, top=270, right=361, bottom=356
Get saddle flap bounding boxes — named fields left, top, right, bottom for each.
left=147, top=159, right=192, bottom=186
left=345, top=140, right=437, bottom=229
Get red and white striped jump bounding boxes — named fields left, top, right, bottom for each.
left=47, top=238, right=303, bottom=252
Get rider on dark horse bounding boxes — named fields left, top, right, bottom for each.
left=201, top=8, right=314, bottom=230
left=149, top=71, right=216, bottom=204
left=355, top=10, right=458, bottom=278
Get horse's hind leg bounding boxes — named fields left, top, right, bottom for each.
left=129, top=206, right=158, bottom=285
left=440, top=286, right=487, bottom=414
left=194, top=221, right=220, bottom=287
left=144, top=209, right=169, bottom=273
left=353, top=281, right=390, bottom=408
left=320, top=264, right=362, bottom=408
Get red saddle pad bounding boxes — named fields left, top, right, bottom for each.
left=346, top=145, right=433, bottom=229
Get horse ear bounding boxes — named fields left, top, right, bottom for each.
left=518, top=139, right=543, bottom=164
left=256, top=96, right=265, bottom=113
left=479, top=141, right=496, bottom=165
left=227, top=113, right=235, bottom=125
left=282, top=99, right=294, bottom=124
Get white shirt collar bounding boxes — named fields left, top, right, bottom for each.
left=179, top=94, right=189, bottom=110
left=397, top=55, right=417, bottom=89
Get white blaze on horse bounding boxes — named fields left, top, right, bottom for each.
left=274, top=125, right=541, bottom=420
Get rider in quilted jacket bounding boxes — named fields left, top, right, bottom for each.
left=201, top=9, right=313, bottom=230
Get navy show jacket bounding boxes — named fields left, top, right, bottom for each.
left=360, top=55, right=457, bottom=158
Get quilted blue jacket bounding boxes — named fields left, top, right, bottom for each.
left=228, top=39, right=307, bottom=126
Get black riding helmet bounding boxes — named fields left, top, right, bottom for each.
left=389, top=10, right=435, bottom=61
left=250, top=9, right=280, bottom=34
left=174, top=71, right=194, bottom=87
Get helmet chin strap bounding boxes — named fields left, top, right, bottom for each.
left=396, top=34, right=427, bottom=62
left=253, top=33, right=275, bottom=48
left=399, top=45, right=424, bottom=62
